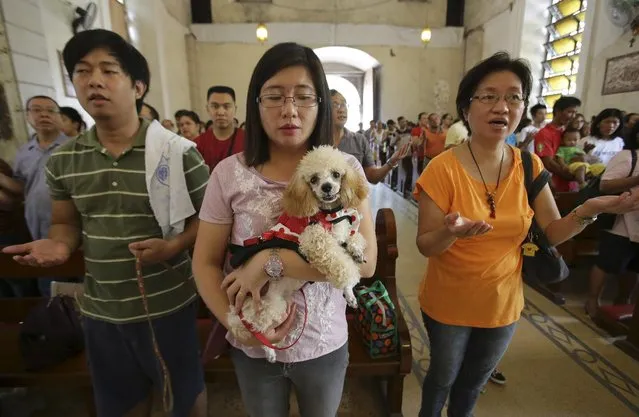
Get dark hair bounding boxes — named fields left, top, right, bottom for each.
left=563, top=126, right=581, bottom=136
left=174, top=109, right=190, bottom=120
left=552, top=96, right=581, bottom=115
left=397, top=116, right=405, bottom=122
left=243, top=42, right=332, bottom=167
left=456, top=51, right=532, bottom=133
left=59, top=106, right=85, bottom=131
left=590, top=108, right=624, bottom=139
left=442, top=113, right=451, bottom=120
left=330, top=89, right=342, bottom=97
left=177, top=110, right=201, bottom=125
left=624, top=112, right=638, bottom=124
left=417, top=112, right=427, bottom=121
left=62, top=29, right=150, bottom=112
left=530, top=103, right=546, bottom=118
left=624, top=120, right=639, bottom=151
left=26, top=95, right=59, bottom=110
left=387, top=119, right=396, bottom=126
left=205, top=120, right=213, bottom=130
left=141, top=102, right=159, bottom=121
left=207, top=85, right=236, bottom=102
left=515, top=117, right=531, bottom=133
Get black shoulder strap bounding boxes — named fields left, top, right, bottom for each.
left=629, top=150, right=637, bottom=178
left=521, top=151, right=551, bottom=205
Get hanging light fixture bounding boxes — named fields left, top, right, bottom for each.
left=420, top=27, right=432, bottom=45
left=256, top=23, right=268, bottom=43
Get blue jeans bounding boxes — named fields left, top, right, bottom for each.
left=230, top=343, right=349, bottom=417
left=420, top=311, right=516, bottom=417
left=83, top=302, right=205, bottom=417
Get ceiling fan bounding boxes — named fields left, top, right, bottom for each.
left=606, top=0, right=639, bottom=46
left=72, top=1, right=98, bottom=35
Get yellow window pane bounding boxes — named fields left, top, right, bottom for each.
left=576, top=11, right=585, bottom=22
left=556, top=0, right=581, bottom=16
left=546, top=76, right=570, bottom=91
left=551, top=37, right=578, bottom=54
left=555, top=18, right=579, bottom=36
left=543, top=94, right=562, bottom=110
left=548, top=57, right=573, bottom=73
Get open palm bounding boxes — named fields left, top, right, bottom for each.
left=2, top=239, right=71, bottom=267
left=444, top=212, right=493, bottom=238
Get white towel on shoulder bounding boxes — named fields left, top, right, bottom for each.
left=145, top=120, right=196, bottom=238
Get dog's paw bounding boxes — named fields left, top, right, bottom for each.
left=345, top=293, right=358, bottom=308
left=264, top=347, right=277, bottom=363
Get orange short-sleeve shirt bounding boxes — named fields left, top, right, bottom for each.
left=413, top=147, right=545, bottom=328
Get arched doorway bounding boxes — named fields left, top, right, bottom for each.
left=314, top=46, right=381, bottom=127
left=326, top=75, right=361, bottom=132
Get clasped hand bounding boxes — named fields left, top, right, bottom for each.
left=221, top=252, right=297, bottom=346
left=128, top=238, right=175, bottom=265
left=585, top=191, right=639, bottom=215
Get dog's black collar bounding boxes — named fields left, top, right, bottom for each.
left=321, top=205, right=344, bottom=214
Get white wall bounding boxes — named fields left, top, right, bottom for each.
left=39, top=0, right=112, bottom=130
left=193, top=41, right=463, bottom=124
left=578, top=0, right=639, bottom=117
left=126, top=0, right=191, bottom=120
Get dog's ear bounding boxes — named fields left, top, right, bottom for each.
left=282, top=173, right=319, bottom=217
left=339, top=165, right=369, bottom=208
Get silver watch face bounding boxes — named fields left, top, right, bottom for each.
left=265, top=256, right=283, bottom=278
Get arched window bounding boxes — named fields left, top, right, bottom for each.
left=539, top=0, right=587, bottom=114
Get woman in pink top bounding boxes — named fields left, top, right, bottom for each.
left=192, top=42, right=377, bottom=417
left=586, top=123, right=639, bottom=317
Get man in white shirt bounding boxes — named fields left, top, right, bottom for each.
left=516, top=103, right=547, bottom=152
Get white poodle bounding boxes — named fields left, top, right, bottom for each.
left=227, top=145, right=369, bottom=362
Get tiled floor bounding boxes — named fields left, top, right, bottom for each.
left=4, top=183, right=639, bottom=416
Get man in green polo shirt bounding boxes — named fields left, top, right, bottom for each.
left=3, top=30, right=209, bottom=417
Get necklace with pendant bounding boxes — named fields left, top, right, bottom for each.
left=467, top=141, right=504, bottom=219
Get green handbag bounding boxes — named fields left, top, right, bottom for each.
left=354, top=280, right=399, bottom=359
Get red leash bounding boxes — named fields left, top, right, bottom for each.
left=238, top=287, right=308, bottom=350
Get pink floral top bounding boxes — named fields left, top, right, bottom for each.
left=199, top=152, right=367, bottom=362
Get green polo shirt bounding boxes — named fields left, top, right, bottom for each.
left=45, top=119, right=209, bottom=324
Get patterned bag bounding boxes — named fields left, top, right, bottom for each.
left=354, top=280, right=398, bottom=359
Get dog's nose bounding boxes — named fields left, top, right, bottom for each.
left=321, top=183, right=333, bottom=193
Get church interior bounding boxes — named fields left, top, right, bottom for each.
left=1, top=0, right=639, bottom=416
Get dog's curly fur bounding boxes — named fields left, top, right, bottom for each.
left=227, top=146, right=369, bottom=362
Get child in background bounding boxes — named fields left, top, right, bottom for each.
left=555, top=127, right=605, bottom=187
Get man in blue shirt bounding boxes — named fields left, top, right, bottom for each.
left=7, top=95, right=70, bottom=295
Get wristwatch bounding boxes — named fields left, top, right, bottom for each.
left=386, top=160, right=399, bottom=169
left=263, top=248, right=284, bottom=281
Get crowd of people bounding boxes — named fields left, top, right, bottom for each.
left=1, top=27, right=638, bottom=417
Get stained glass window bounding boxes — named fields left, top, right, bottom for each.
left=539, top=0, right=587, bottom=112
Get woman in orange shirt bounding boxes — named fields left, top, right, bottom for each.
left=414, top=52, right=639, bottom=417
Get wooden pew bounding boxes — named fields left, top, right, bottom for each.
left=0, top=208, right=412, bottom=416
left=615, top=303, right=639, bottom=361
